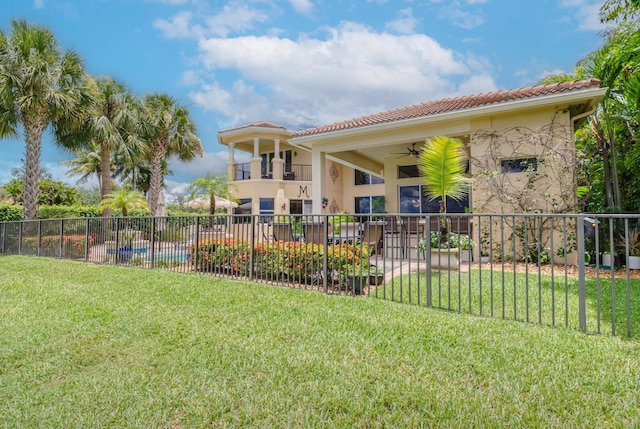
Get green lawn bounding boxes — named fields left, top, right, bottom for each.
left=1, top=256, right=639, bottom=427
left=377, top=268, right=640, bottom=338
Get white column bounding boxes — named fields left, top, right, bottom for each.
left=253, top=137, right=260, bottom=158
left=274, top=139, right=281, bottom=158
left=311, top=149, right=326, bottom=214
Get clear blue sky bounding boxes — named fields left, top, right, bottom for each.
left=0, top=0, right=606, bottom=199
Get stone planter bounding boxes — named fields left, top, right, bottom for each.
left=429, top=248, right=460, bottom=270
left=628, top=255, right=640, bottom=270
left=369, top=274, right=384, bottom=286
left=602, top=253, right=614, bottom=267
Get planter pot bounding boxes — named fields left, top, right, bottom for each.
left=429, top=248, right=459, bottom=270
left=369, top=274, right=384, bottom=286
left=628, top=255, right=640, bottom=270
left=346, top=276, right=367, bottom=295
left=459, top=249, right=473, bottom=262
left=479, top=255, right=491, bottom=263
left=602, top=254, right=614, bottom=267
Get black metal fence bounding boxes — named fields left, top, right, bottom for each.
left=2, top=213, right=639, bottom=337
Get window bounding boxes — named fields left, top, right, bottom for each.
left=355, top=169, right=384, bottom=185
left=259, top=198, right=274, bottom=222
left=261, top=149, right=292, bottom=176
left=233, top=198, right=252, bottom=223
left=289, top=199, right=312, bottom=215
left=500, top=157, right=538, bottom=173
left=399, top=185, right=469, bottom=214
left=397, top=164, right=421, bottom=179
left=355, top=196, right=385, bottom=213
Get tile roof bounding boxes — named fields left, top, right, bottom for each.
left=219, top=121, right=287, bottom=134
left=293, top=79, right=602, bottom=138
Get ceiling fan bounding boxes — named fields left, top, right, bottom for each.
left=392, top=143, right=420, bottom=158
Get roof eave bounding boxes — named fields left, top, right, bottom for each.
left=290, top=86, right=608, bottom=146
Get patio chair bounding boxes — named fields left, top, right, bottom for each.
left=272, top=222, right=295, bottom=242
left=401, top=216, right=425, bottom=258
left=357, top=220, right=385, bottom=254
left=303, top=222, right=326, bottom=245
left=383, top=216, right=404, bottom=258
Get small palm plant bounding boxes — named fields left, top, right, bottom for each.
left=418, top=135, right=471, bottom=244
left=99, top=187, right=149, bottom=217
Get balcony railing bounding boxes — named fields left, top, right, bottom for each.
left=233, top=163, right=312, bottom=181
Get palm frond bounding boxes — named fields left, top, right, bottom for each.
left=418, top=135, right=471, bottom=205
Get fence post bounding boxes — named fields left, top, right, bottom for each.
left=150, top=217, right=156, bottom=270
left=194, top=216, right=200, bottom=272
left=59, top=219, right=64, bottom=259
left=37, top=220, right=42, bottom=257
left=84, top=218, right=90, bottom=262
left=577, top=215, right=587, bottom=333
left=323, top=215, right=328, bottom=294
left=426, top=216, right=432, bottom=307
left=249, top=216, right=255, bottom=281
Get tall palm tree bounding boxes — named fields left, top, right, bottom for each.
left=418, top=135, right=471, bottom=240
left=99, top=187, right=149, bottom=217
left=188, top=173, right=237, bottom=215
left=140, top=93, right=203, bottom=216
left=58, top=76, right=142, bottom=217
left=0, top=19, right=94, bottom=220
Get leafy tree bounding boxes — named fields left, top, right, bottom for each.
left=3, top=178, right=80, bottom=206
left=0, top=19, right=93, bottom=220
left=99, top=187, right=148, bottom=217
left=188, top=173, right=237, bottom=216
left=140, top=93, right=203, bottom=216
left=600, top=0, right=640, bottom=23
left=540, top=23, right=640, bottom=212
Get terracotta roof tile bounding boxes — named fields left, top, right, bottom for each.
left=293, top=79, right=602, bottom=138
left=219, top=121, right=287, bottom=134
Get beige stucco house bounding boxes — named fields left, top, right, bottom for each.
left=217, top=79, right=606, bottom=218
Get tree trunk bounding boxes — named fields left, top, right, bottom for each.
left=22, top=112, right=47, bottom=221
left=100, top=142, right=112, bottom=218
left=148, top=143, right=166, bottom=217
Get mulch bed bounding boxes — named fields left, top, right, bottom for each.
left=473, top=261, right=640, bottom=279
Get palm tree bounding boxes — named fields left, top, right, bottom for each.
left=418, top=135, right=471, bottom=240
left=188, top=173, right=237, bottom=216
left=0, top=19, right=94, bottom=220
left=140, top=93, right=203, bottom=216
left=99, top=187, right=149, bottom=217
left=58, top=76, right=142, bottom=217
left=61, top=140, right=103, bottom=187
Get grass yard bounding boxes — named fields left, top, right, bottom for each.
left=1, top=255, right=639, bottom=427
left=377, top=268, right=640, bottom=338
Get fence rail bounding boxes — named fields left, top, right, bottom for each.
left=2, top=212, right=639, bottom=338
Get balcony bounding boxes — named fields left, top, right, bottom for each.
left=233, top=163, right=312, bottom=181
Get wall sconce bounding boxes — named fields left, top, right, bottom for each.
left=281, top=203, right=286, bottom=211
left=293, top=151, right=297, bottom=157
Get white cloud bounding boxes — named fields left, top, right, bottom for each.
left=154, top=11, right=194, bottom=39
left=385, top=8, right=419, bottom=34
left=559, top=0, right=606, bottom=31
left=33, top=0, right=45, bottom=9
left=190, top=22, right=496, bottom=129
left=205, top=1, right=271, bottom=37
left=289, top=0, right=313, bottom=15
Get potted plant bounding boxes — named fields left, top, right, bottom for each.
left=618, top=227, right=640, bottom=269
left=448, top=232, right=475, bottom=262
left=342, top=265, right=368, bottom=295
left=417, top=136, right=471, bottom=270
left=368, top=265, right=385, bottom=286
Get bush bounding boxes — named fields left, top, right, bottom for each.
left=0, top=204, right=23, bottom=221
left=191, top=239, right=370, bottom=285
